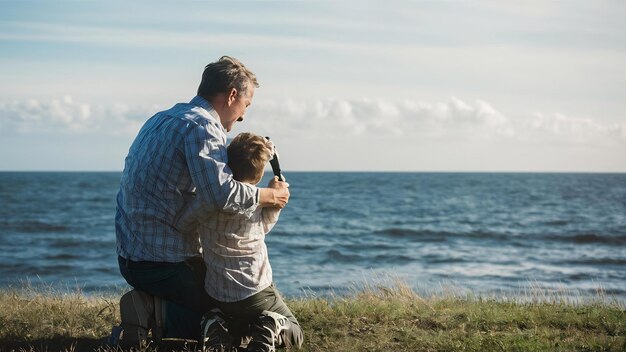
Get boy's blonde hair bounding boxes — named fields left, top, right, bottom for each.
left=227, top=132, right=272, bottom=184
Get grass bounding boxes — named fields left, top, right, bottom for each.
left=0, top=282, right=624, bottom=352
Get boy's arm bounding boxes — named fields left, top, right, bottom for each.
left=261, top=176, right=288, bottom=234
left=262, top=207, right=281, bottom=234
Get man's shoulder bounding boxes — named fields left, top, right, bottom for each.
left=157, top=101, right=220, bottom=132
left=185, top=96, right=220, bottom=124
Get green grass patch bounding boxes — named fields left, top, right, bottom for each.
left=1, top=282, right=624, bottom=351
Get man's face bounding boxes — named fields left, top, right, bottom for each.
left=220, top=86, right=255, bottom=132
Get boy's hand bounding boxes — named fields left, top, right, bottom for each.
left=265, top=139, right=277, bottom=158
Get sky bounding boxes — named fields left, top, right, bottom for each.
left=0, top=0, right=625, bottom=172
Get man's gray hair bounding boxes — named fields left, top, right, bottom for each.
left=197, top=56, right=259, bottom=98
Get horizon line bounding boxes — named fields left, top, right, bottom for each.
left=1, top=170, right=625, bottom=174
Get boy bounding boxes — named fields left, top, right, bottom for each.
left=198, top=133, right=303, bottom=352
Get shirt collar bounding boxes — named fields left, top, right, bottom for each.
left=190, top=95, right=224, bottom=131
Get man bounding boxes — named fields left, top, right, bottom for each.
left=115, top=56, right=289, bottom=340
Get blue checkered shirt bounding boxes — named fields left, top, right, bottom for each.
left=116, top=96, right=259, bottom=262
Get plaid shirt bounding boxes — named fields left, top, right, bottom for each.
left=116, top=96, right=259, bottom=262
left=200, top=206, right=280, bottom=302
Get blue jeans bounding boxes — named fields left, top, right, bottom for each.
left=118, top=255, right=213, bottom=340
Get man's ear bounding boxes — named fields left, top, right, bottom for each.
left=227, top=88, right=238, bottom=105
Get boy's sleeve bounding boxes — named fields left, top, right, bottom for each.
left=184, top=122, right=259, bottom=220
left=261, top=207, right=281, bottom=235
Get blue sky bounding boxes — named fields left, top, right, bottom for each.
left=1, top=0, right=625, bottom=171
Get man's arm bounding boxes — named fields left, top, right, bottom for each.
left=184, top=123, right=259, bottom=216
left=184, top=123, right=289, bottom=216
left=259, top=186, right=289, bottom=208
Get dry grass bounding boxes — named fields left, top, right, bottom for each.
left=1, top=281, right=624, bottom=352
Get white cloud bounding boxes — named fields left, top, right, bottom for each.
left=1, top=95, right=623, bottom=172
left=0, top=96, right=157, bottom=135
left=2, top=96, right=623, bottom=149
left=248, top=97, right=624, bottom=146
left=525, top=112, right=626, bottom=145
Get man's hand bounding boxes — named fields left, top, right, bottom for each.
left=260, top=176, right=290, bottom=208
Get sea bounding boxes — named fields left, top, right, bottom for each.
left=1, top=172, right=625, bottom=303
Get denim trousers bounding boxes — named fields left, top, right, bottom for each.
left=118, top=255, right=213, bottom=340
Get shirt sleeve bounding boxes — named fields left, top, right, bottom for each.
left=184, top=121, right=259, bottom=220
left=261, top=207, right=281, bottom=234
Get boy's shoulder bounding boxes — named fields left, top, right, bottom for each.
left=215, top=207, right=264, bottom=223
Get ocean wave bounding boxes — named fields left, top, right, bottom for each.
left=376, top=228, right=626, bottom=247
left=0, top=263, right=75, bottom=276
left=0, top=263, right=33, bottom=275
left=284, top=244, right=318, bottom=251
left=325, top=249, right=362, bottom=263
left=324, top=249, right=415, bottom=266
left=76, top=181, right=94, bottom=189
left=49, top=240, right=83, bottom=248
left=374, top=228, right=448, bottom=242
left=557, top=258, right=626, bottom=266
left=33, top=265, right=76, bottom=275
left=422, top=255, right=468, bottom=264
left=93, top=267, right=118, bottom=274
left=373, top=254, right=414, bottom=265
left=547, top=233, right=626, bottom=245
left=567, top=273, right=595, bottom=281
left=543, top=220, right=570, bottom=226
left=84, top=196, right=112, bottom=203
left=374, top=228, right=515, bottom=243
left=341, top=243, right=405, bottom=251
left=0, top=220, right=70, bottom=233
left=44, top=253, right=81, bottom=260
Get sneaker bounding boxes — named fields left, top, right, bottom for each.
left=106, top=325, right=124, bottom=346
left=118, top=289, right=154, bottom=347
left=246, top=311, right=289, bottom=352
left=201, top=308, right=235, bottom=352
